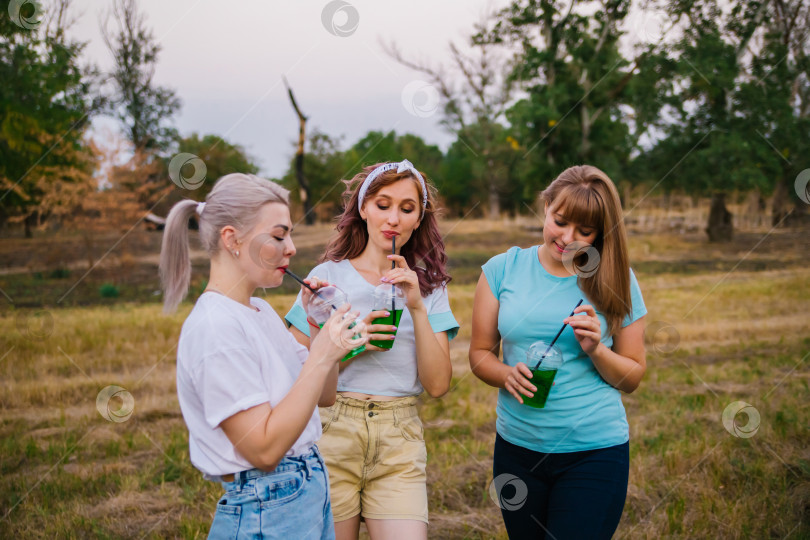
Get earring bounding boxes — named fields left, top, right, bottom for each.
left=235, top=250, right=240, bottom=258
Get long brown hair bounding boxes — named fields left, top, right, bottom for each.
left=321, top=163, right=450, bottom=296
left=541, top=165, right=631, bottom=335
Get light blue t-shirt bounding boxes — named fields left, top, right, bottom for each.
left=285, top=259, right=459, bottom=397
left=482, top=246, right=647, bottom=453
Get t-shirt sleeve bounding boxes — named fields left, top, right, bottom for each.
left=285, top=292, right=310, bottom=337
left=285, top=264, right=328, bottom=337
left=426, top=285, right=460, bottom=341
left=481, top=248, right=513, bottom=298
left=622, top=268, right=648, bottom=327
left=194, top=347, right=271, bottom=429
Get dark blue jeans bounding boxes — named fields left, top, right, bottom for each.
left=493, top=434, right=629, bottom=540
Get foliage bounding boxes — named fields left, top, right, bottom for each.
left=101, top=0, right=181, bottom=152
left=0, top=0, right=99, bottom=236
left=281, top=130, right=444, bottom=221
left=174, top=133, right=260, bottom=200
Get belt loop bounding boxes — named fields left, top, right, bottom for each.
left=392, top=405, right=400, bottom=428
left=303, top=456, right=313, bottom=480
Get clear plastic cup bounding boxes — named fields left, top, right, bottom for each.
left=370, top=284, right=406, bottom=350
left=523, top=341, right=564, bottom=408
left=306, top=285, right=365, bottom=361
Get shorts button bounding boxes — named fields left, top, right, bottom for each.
left=368, top=403, right=375, bottom=409
left=368, top=412, right=374, bottom=417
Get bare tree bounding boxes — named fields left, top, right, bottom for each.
left=101, top=0, right=180, bottom=153
left=283, top=77, right=315, bottom=225
left=384, top=21, right=516, bottom=218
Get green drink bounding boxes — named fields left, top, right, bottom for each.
left=370, top=284, right=405, bottom=351
left=523, top=368, right=557, bottom=408
left=370, top=309, right=403, bottom=349
left=523, top=340, right=564, bottom=408
left=307, top=285, right=366, bottom=362
left=317, top=322, right=366, bottom=361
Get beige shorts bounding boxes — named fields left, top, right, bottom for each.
left=318, top=394, right=428, bottom=523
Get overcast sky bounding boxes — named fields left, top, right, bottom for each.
left=64, top=0, right=662, bottom=178
left=61, top=0, right=516, bottom=178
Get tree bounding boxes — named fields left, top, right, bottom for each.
left=281, top=130, right=444, bottom=222
left=107, top=133, right=259, bottom=216
left=386, top=16, right=517, bottom=218
left=0, top=0, right=99, bottom=237
left=174, top=133, right=259, bottom=199
left=281, top=129, right=347, bottom=221
left=639, top=0, right=810, bottom=240
left=283, top=77, right=317, bottom=225
left=342, top=130, right=443, bottom=179
left=101, top=0, right=181, bottom=153
left=487, top=0, right=639, bottom=193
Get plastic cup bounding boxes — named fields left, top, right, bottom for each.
left=523, top=341, right=564, bottom=408
left=306, top=285, right=365, bottom=361
left=370, top=284, right=405, bottom=350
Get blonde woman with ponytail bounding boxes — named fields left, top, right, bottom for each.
left=469, top=165, right=647, bottom=539
left=160, top=173, right=367, bottom=540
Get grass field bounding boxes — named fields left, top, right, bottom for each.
left=1, top=219, right=809, bottom=538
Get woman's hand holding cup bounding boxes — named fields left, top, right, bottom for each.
left=310, top=303, right=368, bottom=365
left=362, top=310, right=397, bottom=351
left=504, top=362, right=537, bottom=405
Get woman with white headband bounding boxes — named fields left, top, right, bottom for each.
left=286, top=160, right=459, bottom=540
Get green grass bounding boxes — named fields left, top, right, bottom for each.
left=1, top=224, right=809, bottom=538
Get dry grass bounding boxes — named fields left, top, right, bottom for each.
left=1, top=222, right=809, bottom=538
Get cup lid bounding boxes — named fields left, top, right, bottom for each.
left=372, top=283, right=405, bottom=309
left=307, top=285, right=347, bottom=323
left=526, top=340, right=564, bottom=368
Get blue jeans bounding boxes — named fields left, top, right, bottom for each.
left=493, top=434, right=629, bottom=540
left=208, top=446, right=335, bottom=540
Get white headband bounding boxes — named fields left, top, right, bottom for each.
left=195, top=202, right=206, bottom=216
left=357, top=159, right=428, bottom=215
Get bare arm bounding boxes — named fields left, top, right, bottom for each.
left=567, top=307, right=646, bottom=393
left=290, top=324, right=339, bottom=407
left=385, top=255, right=451, bottom=398
left=222, top=305, right=362, bottom=471
left=411, top=304, right=451, bottom=398
left=468, top=272, right=537, bottom=403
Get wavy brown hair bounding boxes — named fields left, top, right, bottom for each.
left=321, top=163, right=450, bottom=296
left=541, top=165, right=632, bottom=335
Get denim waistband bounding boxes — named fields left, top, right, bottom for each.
left=226, top=445, right=323, bottom=485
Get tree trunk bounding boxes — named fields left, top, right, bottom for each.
left=706, top=192, right=733, bottom=242
left=771, top=174, right=790, bottom=227
left=295, top=116, right=315, bottom=225
left=24, top=213, right=37, bottom=238
left=284, top=78, right=315, bottom=225
left=581, top=104, right=591, bottom=159
left=486, top=158, right=500, bottom=219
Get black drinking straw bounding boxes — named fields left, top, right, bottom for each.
left=391, top=236, right=396, bottom=315
left=532, top=299, right=584, bottom=369
left=283, top=268, right=336, bottom=310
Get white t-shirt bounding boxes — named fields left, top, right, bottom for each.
left=176, top=292, right=321, bottom=478
left=285, top=259, right=459, bottom=397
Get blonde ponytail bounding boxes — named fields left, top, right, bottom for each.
left=159, top=173, right=290, bottom=313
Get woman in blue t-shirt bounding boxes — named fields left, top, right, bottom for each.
left=470, top=165, right=647, bottom=539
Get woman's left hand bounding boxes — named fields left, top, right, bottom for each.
left=382, top=255, right=424, bottom=310
left=565, top=304, right=602, bottom=355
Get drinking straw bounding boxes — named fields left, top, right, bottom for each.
left=283, top=268, right=336, bottom=310
left=391, top=236, right=396, bottom=315
left=531, top=299, right=584, bottom=369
